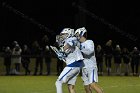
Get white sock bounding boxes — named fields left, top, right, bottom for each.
left=55, top=80, right=63, bottom=93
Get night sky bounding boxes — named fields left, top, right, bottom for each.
left=0, top=0, right=140, bottom=49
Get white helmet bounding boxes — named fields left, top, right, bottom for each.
left=60, top=28, right=74, bottom=36
left=75, top=27, right=87, bottom=37
left=60, top=28, right=74, bottom=40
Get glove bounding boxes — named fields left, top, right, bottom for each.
left=57, top=52, right=66, bottom=59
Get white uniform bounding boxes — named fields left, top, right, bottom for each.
left=55, top=37, right=84, bottom=93
left=80, top=40, right=98, bottom=85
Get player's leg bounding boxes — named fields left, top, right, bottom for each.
left=56, top=67, right=78, bottom=93
left=84, top=85, right=92, bottom=93
left=82, top=67, right=92, bottom=93
left=90, top=83, right=103, bottom=93
left=68, top=84, right=75, bottom=93
left=88, top=67, right=104, bottom=93
left=55, top=67, right=70, bottom=93
left=55, top=80, right=63, bottom=93
left=67, top=67, right=80, bottom=93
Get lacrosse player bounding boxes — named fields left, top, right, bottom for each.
left=51, top=28, right=84, bottom=93
left=75, top=27, right=103, bottom=93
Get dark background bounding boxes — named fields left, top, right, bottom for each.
left=0, top=0, right=140, bottom=50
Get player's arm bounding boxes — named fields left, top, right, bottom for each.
left=80, top=41, right=95, bottom=59
left=81, top=42, right=94, bottom=55
left=61, top=38, right=76, bottom=55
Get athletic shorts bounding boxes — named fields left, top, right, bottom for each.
left=57, top=67, right=80, bottom=85
left=81, top=67, right=98, bottom=85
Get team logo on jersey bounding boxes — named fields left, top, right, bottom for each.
left=80, top=45, right=85, bottom=50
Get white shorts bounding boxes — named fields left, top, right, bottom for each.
left=57, top=67, right=80, bottom=85
left=81, top=67, right=98, bottom=85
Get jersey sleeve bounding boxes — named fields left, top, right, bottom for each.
left=61, top=37, right=77, bottom=54
left=65, top=37, right=77, bottom=47
left=81, top=40, right=95, bottom=55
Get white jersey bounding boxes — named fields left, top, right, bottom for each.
left=55, top=37, right=84, bottom=93
left=80, top=40, right=97, bottom=68
left=63, top=37, right=84, bottom=66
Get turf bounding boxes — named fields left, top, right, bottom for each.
left=0, top=76, right=140, bottom=93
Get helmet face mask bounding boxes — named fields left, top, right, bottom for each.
left=60, top=33, right=69, bottom=41
left=56, top=35, right=65, bottom=46
left=56, top=28, right=74, bottom=46
left=75, top=32, right=80, bottom=40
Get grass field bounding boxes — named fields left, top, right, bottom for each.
left=0, top=76, right=140, bottom=93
